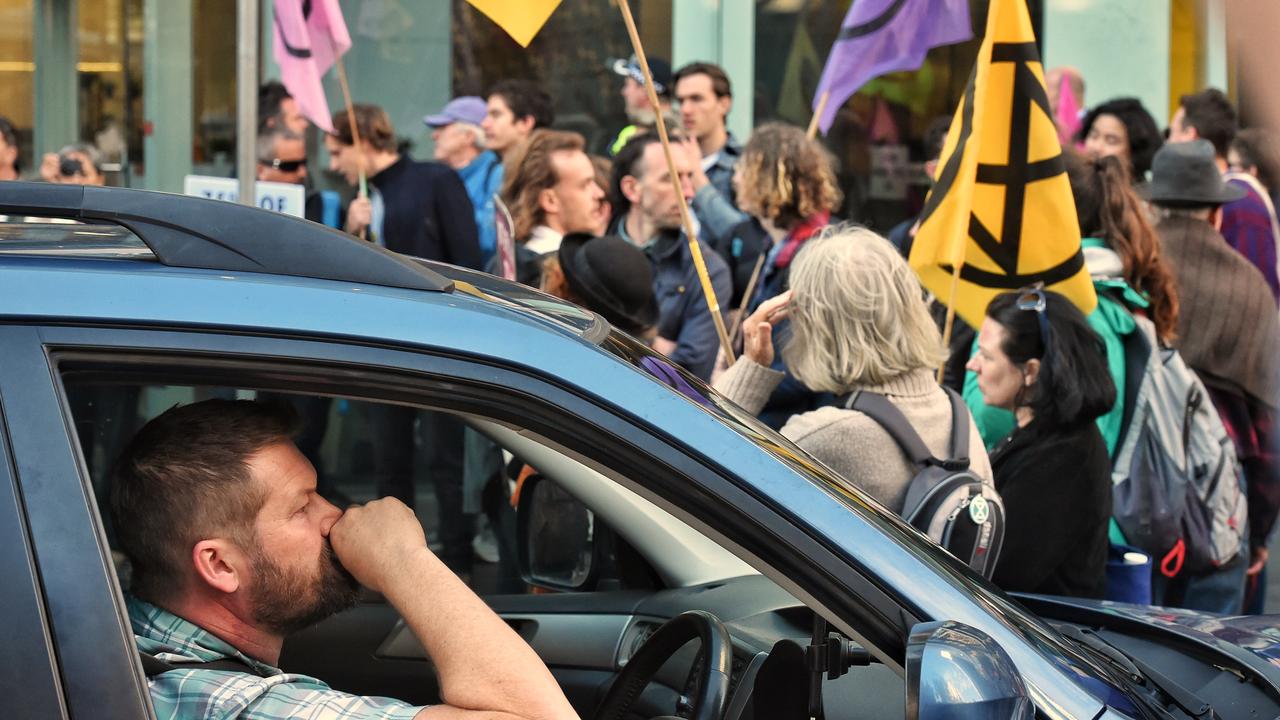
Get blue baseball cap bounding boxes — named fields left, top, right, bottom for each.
left=423, top=96, right=487, bottom=128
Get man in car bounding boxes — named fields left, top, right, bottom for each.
left=111, top=399, right=575, bottom=719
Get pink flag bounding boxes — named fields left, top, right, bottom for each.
left=273, top=0, right=352, bottom=134
left=1056, top=74, right=1083, bottom=149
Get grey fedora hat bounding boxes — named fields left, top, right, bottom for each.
left=1141, top=139, right=1246, bottom=207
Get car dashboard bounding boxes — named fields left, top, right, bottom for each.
left=282, top=575, right=905, bottom=720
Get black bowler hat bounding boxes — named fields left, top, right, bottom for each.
left=558, top=233, right=659, bottom=335
left=1141, top=139, right=1246, bottom=207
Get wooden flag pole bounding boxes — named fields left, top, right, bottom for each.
left=729, top=251, right=768, bottom=346
left=806, top=91, right=831, bottom=140
left=936, top=261, right=963, bottom=384
left=334, top=56, right=369, bottom=242
left=617, top=0, right=735, bottom=365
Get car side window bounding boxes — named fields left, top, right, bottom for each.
left=64, top=380, right=652, bottom=597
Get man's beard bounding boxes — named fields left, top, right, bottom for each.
left=626, top=106, right=656, bottom=125
left=247, top=539, right=360, bottom=637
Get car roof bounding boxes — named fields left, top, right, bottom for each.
left=0, top=183, right=608, bottom=346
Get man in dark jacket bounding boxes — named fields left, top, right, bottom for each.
left=325, top=104, right=482, bottom=269
left=610, top=133, right=731, bottom=380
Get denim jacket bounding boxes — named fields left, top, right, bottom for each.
left=614, top=215, right=732, bottom=380
left=690, top=133, right=748, bottom=249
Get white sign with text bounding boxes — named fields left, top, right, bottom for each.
left=182, top=175, right=306, bottom=218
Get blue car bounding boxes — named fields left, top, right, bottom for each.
left=0, top=182, right=1277, bottom=719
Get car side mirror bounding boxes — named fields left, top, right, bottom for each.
left=515, top=473, right=597, bottom=591
left=905, top=621, right=1034, bottom=720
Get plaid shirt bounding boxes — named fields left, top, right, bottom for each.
left=129, top=596, right=423, bottom=719
left=1221, top=178, right=1280, bottom=304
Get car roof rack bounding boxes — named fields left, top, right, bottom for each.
left=0, top=182, right=453, bottom=293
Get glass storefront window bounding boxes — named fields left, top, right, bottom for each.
left=753, top=0, right=1042, bottom=233
left=452, top=0, right=672, bottom=157
left=78, top=0, right=142, bottom=185
left=192, top=0, right=236, bottom=177
left=0, top=0, right=34, bottom=176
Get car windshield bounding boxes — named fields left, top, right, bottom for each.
left=597, top=329, right=1134, bottom=708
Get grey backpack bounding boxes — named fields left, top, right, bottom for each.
left=845, top=388, right=1005, bottom=578
left=1111, top=314, right=1247, bottom=578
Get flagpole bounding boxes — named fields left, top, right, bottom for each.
left=616, top=0, right=735, bottom=365
left=729, top=251, right=768, bottom=346
left=333, top=56, right=370, bottom=242
left=334, top=57, right=368, bottom=201
left=937, top=261, right=963, bottom=384
left=807, top=91, right=830, bottom=140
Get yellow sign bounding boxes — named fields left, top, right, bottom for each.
left=464, top=0, right=562, bottom=48
left=909, top=0, right=1095, bottom=328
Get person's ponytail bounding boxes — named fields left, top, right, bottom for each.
left=1093, top=156, right=1181, bottom=342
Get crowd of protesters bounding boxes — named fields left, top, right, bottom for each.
left=6, top=57, right=1279, bottom=615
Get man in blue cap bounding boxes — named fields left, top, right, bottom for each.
left=425, top=96, right=502, bottom=267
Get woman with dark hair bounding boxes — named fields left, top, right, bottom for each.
left=1080, top=97, right=1164, bottom=181
left=966, top=290, right=1116, bottom=598
left=964, top=151, right=1179, bottom=458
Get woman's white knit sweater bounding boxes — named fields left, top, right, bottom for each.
left=714, top=360, right=993, bottom=514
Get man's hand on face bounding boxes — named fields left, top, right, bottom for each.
left=680, top=137, right=711, bottom=191
left=328, top=497, right=428, bottom=596
left=346, top=196, right=372, bottom=236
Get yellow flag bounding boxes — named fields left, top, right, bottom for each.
left=909, top=0, right=1095, bottom=328
left=465, top=0, right=562, bottom=48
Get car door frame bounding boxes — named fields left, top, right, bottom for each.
left=5, top=320, right=1116, bottom=717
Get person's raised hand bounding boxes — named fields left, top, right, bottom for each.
left=329, top=497, right=428, bottom=595
left=741, top=291, right=790, bottom=368
left=39, top=153, right=60, bottom=183
left=1248, top=545, right=1269, bottom=576
left=345, top=196, right=372, bottom=237
left=680, top=137, right=711, bottom=191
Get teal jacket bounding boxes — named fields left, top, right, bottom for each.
left=961, top=238, right=1146, bottom=457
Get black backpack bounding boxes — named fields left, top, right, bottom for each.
left=843, top=388, right=1005, bottom=578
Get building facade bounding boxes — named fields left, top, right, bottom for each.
left=0, top=0, right=1233, bottom=231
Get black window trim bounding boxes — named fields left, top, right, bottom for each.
left=0, top=373, right=70, bottom=718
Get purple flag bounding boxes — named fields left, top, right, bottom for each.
left=812, top=0, right=972, bottom=134
left=273, top=0, right=352, bottom=134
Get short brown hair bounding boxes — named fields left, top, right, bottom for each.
left=329, top=104, right=398, bottom=152
left=1179, top=88, right=1236, bottom=158
left=735, top=123, right=842, bottom=230
left=673, top=62, right=732, bottom=99
left=109, top=399, right=300, bottom=604
left=500, top=129, right=586, bottom=242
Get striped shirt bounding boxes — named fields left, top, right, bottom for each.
left=129, top=595, right=423, bottom=719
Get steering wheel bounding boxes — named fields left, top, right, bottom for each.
left=594, top=610, right=733, bottom=720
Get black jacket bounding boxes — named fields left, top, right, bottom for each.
left=989, top=420, right=1111, bottom=599
left=369, top=156, right=482, bottom=269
